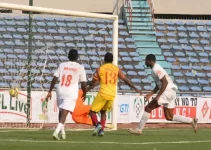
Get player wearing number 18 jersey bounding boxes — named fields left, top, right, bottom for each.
left=45, top=49, right=87, bottom=140
left=87, top=52, right=142, bottom=136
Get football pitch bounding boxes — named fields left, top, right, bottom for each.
left=0, top=128, right=210, bottom=150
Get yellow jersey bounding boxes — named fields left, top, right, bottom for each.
left=93, top=63, right=126, bottom=100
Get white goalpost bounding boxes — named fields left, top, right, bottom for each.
left=0, top=3, right=118, bottom=130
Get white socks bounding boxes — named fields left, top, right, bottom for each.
left=55, top=123, right=64, bottom=134
left=61, top=126, right=65, bottom=135
left=173, top=115, right=192, bottom=123
left=138, top=111, right=150, bottom=130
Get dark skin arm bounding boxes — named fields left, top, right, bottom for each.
left=86, top=79, right=99, bottom=92
left=45, top=76, right=58, bottom=101
left=154, top=76, right=168, bottom=101
left=146, top=85, right=159, bottom=101
left=81, top=81, right=87, bottom=101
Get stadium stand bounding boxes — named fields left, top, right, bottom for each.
left=0, top=14, right=145, bottom=91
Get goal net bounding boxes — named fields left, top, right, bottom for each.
left=0, top=3, right=118, bottom=130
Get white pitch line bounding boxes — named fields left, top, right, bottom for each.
left=0, top=139, right=210, bottom=145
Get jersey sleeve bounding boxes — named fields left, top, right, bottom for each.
left=79, top=66, right=87, bottom=82
left=153, top=66, right=165, bottom=80
left=118, top=68, right=126, bottom=80
left=53, top=65, right=60, bottom=78
left=93, top=68, right=100, bottom=81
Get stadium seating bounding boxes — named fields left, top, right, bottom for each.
left=155, top=20, right=211, bottom=93
left=0, top=14, right=146, bottom=91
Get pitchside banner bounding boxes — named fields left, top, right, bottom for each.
left=0, top=91, right=211, bottom=123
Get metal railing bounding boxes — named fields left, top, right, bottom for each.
left=147, top=0, right=155, bottom=29
left=124, top=0, right=133, bottom=29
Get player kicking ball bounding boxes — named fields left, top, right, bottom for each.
left=87, top=52, right=142, bottom=137
left=128, top=54, right=198, bottom=135
left=45, top=49, right=87, bottom=140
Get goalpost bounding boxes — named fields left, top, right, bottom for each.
left=0, top=3, right=118, bottom=130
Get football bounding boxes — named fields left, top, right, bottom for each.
left=9, top=88, right=19, bottom=97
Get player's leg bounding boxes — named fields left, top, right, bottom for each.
left=163, top=89, right=198, bottom=133
left=128, top=99, right=160, bottom=135
left=53, top=109, right=69, bottom=140
left=98, top=100, right=113, bottom=136
left=90, top=94, right=107, bottom=136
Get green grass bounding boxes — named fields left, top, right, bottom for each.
left=0, top=128, right=211, bottom=150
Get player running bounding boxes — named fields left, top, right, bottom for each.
left=87, top=52, right=142, bottom=136
left=45, top=49, right=87, bottom=140
left=128, top=54, right=198, bottom=135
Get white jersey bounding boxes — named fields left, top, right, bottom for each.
left=151, top=63, right=178, bottom=90
left=54, top=61, right=87, bottom=100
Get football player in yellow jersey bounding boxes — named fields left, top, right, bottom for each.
left=87, top=52, right=142, bottom=136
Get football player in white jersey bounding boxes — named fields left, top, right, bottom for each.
left=128, top=54, right=198, bottom=135
left=45, top=49, right=87, bottom=140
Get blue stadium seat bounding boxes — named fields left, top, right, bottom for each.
left=186, top=21, right=194, bottom=26
left=125, top=38, right=135, bottom=43
left=190, top=86, right=201, bottom=92
left=91, top=63, right=100, bottom=69
left=189, top=57, right=199, bottom=63
left=138, top=71, right=148, bottom=77
left=172, top=65, right=181, bottom=70
left=179, top=85, right=189, bottom=91
left=178, top=32, right=188, bottom=38
left=192, top=66, right=202, bottom=71
left=185, top=72, right=195, bottom=77
left=200, top=33, right=210, bottom=38
left=3, top=48, right=13, bottom=53
left=64, top=36, right=73, bottom=41
left=186, top=51, right=197, bottom=57
left=187, top=79, right=198, bottom=84
left=132, top=57, right=142, bottom=62
left=168, top=38, right=178, bottom=44
left=203, top=87, right=211, bottom=92
left=156, top=32, right=165, bottom=37
left=198, top=79, right=209, bottom=85
left=179, top=38, right=188, bottom=44
left=86, top=43, right=96, bottom=48
left=87, top=50, right=97, bottom=55
left=204, top=46, right=211, bottom=51
left=98, top=51, right=106, bottom=56
left=77, top=23, right=87, bottom=28
left=0, top=27, right=6, bottom=32
left=44, top=35, right=53, bottom=40
left=127, top=45, right=136, bottom=49
left=157, top=38, right=167, bottom=43
left=3, top=75, right=13, bottom=81
left=54, top=36, right=63, bottom=40
left=165, top=20, right=174, bottom=25
left=68, top=29, right=78, bottom=35
left=197, top=26, right=207, bottom=32
left=207, top=73, right=211, bottom=77
left=56, top=22, right=66, bottom=27
left=78, top=30, right=89, bottom=35
left=200, top=58, right=209, bottom=63
left=203, top=66, right=211, bottom=71
left=178, top=57, right=188, bottom=63
left=200, top=39, right=209, bottom=45
left=175, top=21, right=184, bottom=26
left=37, top=22, right=46, bottom=27
left=189, top=32, right=199, bottom=38
left=74, top=36, right=84, bottom=41
left=124, top=65, right=133, bottom=70
left=161, top=44, right=171, bottom=50
left=118, top=44, right=127, bottom=49
left=142, top=78, right=151, bottom=84
left=5, top=61, right=14, bottom=66
left=167, top=32, right=177, bottom=37
left=190, top=39, right=199, bottom=44
left=120, top=85, right=130, bottom=90
left=175, top=51, right=185, bottom=57
left=47, top=22, right=56, bottom=27
left=143, top=86, right=153, bottom=91
left=127, top=71, right=137, bottom=76
left=119, top=52, right=129, bottom=57
left=173, top=71, right=184, bottom=77
left=198, top=52, right=208, bottom=57
left=183, top=45, right=193, bottom=51
left=119, top=31, right=129, bottom=36
left=156, top=26, right=166, bottom=31
left=67, top=23, right=76, bottom=27
left=181, top=65, right=192, bottom=70
left=122, top=57, right=132, bottom=62
left=176, top=79, right=186, bottom=84
left=156, top=20, right=164, bottom=25
left=167, top=26, right=176, bottom=31
left=95, top=37, right=104, bottom=42
left=87, top=23, right=97, bottom=28
left=177, top=26, right=187, bottom=31
left=134, top=65, right=144, bottom=70
left=193, top=45, right=203, bottom=51
left=172, top=45, right=182, bottom=50
left=131, top=78, right=141, bottom=83
left=97, top=44, right=106, bottom=48
left=129, top=52, right=139, bottom=57
left=196, top=22, right=205, bottom=26
left=0, top=82, right=10, bottom=88
left=166, top=57, right=176, bottom=62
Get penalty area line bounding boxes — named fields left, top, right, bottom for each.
left=0, top=139, right=210, bottom=145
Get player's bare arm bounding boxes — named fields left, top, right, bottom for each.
left=46, top=76, right=58, bottom=101
left=154, top=76, right=168, bottom=101
left=81, top=81, right=87, bottom=101
left=86, top=79, right=99, bottom=92
left=119, top=73, right=142, bottom=95
left=146, top=85, right=159, bottom=101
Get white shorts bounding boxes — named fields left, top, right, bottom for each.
left=158, top=88, right=176, bottom=108
left=57, top=99, right=76, bottom=112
